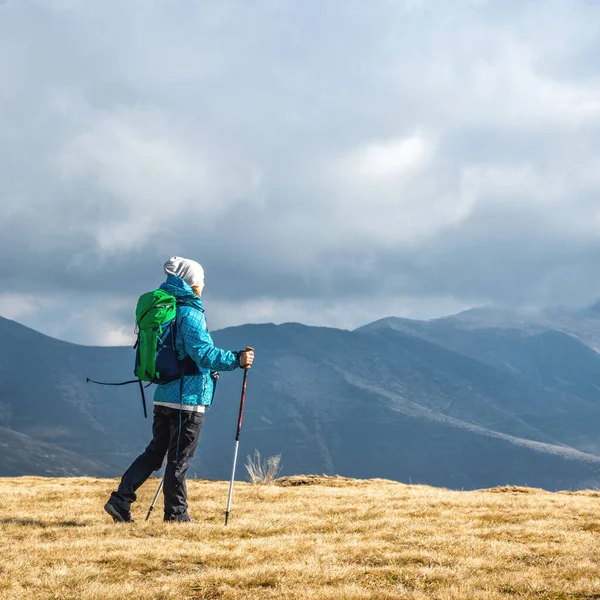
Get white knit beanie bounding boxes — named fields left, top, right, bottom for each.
left=164, top=256, right=204, bottom=287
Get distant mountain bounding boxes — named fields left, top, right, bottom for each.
left=398, top=303, right=600, bottom=349
left=2, top=309, right=600, bottom=490
left=359, top=305, right=600, bottom=420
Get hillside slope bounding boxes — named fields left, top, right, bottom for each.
left=3, top=315, right=600, bottom=489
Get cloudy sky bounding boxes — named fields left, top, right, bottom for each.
left=2, top=0, right=600, bottom=345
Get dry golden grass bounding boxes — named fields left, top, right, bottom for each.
left=1, top=476, right=600, bottom=599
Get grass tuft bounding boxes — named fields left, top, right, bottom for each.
left=245, top=450, right=281, bottom=485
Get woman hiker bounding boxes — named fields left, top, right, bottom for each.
left=104, top=256, right=255, bottom=523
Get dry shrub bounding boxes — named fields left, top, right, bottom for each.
left=245, top=450, right=281, bottom=485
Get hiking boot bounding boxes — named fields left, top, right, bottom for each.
left=164, top=513, right=194, bottom=523
left=104, top=501, right=133, bottom=523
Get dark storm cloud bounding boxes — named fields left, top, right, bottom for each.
left=2, top=0, right=600, bottom=343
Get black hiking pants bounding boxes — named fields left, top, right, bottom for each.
left=109, top=404, right=204, bottom=520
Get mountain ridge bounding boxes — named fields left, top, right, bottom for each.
left=2, top=309, right=600, bottom=489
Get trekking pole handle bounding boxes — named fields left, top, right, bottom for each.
left=242, top=346, right=254, bottom=370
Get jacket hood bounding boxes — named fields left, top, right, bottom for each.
left=160, top=275, right=204, bottom=309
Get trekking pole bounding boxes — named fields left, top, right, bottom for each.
left=225, top=346, right=254, bottom=526
left=145, top=477, right=164, bottom=521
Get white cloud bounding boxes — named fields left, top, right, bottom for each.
left=322, top=132, right=476, bottom=246
left=0, top=293, right=40, bottom=321
left=460, top=165, right=544, bottom=207
left=341, top=134, right=434, bottom=180
left=57, top=106, right=261, bottom=252
left=102, top=327, right=136, bottom=347
left=467, top=43, right=600, bottom=127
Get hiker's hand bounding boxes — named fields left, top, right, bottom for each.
left=240, top=349, right=254, bottom=369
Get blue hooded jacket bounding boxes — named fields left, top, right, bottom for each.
left=153, top=275, right=240, bottom=407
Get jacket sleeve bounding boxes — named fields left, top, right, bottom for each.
left=178, top=308, right=240, bottom=371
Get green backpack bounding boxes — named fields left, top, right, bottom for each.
left=87, top=288, right=199, bottom=418
left=134, top=289, right=178, bottom=383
